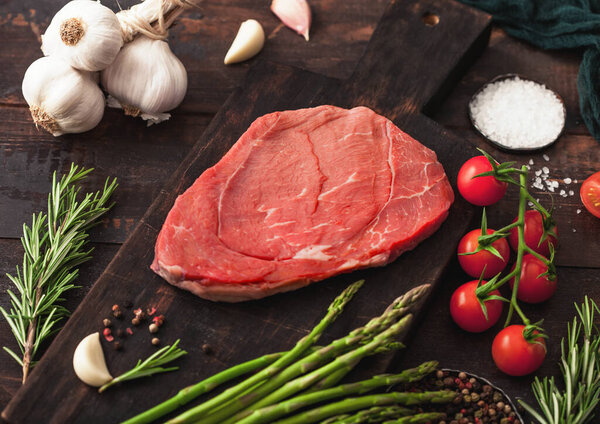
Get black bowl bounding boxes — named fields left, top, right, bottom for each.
left=468, top=73, right=566, bottom=153
left=442, top=368, right=525, bottom=422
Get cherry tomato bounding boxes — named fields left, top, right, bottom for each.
left=509, top=254, right=556, bottom=303
left=458, top=229, right=510, bottom=278
left=457, top=156, right=508, bottom=206
left=492, top=325, right=546, bottom=376
left=450, top=280, right=503, bottom=333
left=508, top=210, right=558, bottom=257
left=580, top=171, right=600, bottom=218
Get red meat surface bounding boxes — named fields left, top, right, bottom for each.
left=152, top=106, right=454, bottom=302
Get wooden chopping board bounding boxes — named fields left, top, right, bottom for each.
left=3, top=1, right=491, bottom=422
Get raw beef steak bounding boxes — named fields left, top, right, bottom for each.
left=152, top=106, right=454, bottom=302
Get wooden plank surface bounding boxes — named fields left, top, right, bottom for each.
left=1, top=0, right=494, bottom=421
left=0, top=0, right=599, bottom=421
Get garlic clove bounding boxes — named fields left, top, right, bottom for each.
left=22, top=56, right=105, bottom=136
left=224, top=19, right=265, bottom=65
left=41, top=0, right=123, bottom=71
left=101, top=35, right=188, bottom=125
left=271, top=0, right=311, bottom=41
left=73, top=332, right=113, bottom=387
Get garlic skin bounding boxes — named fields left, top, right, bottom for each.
left=271, top=0, right=311, bottom=41
left=73, top=332, right=113, bottom=387
left=101, top=36, right=187, bottom=125
left=22, top=56, right=105, bottom=137
left=41, top=0, right=123, bottom=71
left=224, top=20, right=265, bottom=65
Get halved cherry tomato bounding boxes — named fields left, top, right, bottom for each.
left=508, top=210, right=558, bottom=257
left=457, top=156, right=508, bottom=206
left=581, top=171, right=600, bottom=218
left=509, top=254, right=556, bottom=303
left=450, top=280, right=503, bottom=333
left=458, top=229, right=510, bottom=278
left=492, top=325, right=546, bottom=376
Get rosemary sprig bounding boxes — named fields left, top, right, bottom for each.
left=519, top=297, right=600, bottom=424
left=99, top=340, right=187, bottom=393
left=0, top=164, right=117, bottom=383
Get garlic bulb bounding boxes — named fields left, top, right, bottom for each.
left=22, top=56, right=105, bottom=137
left=101, top=35, right=187, bottom=125
left=41, top=0, right=123, bottom=71
left=224, top=19, right=265, bottom=65
left=73, top=332, right=113, bottom=387
left=271, top=0, right=312, bottom=41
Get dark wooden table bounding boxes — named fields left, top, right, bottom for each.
left=1, top=0, right=599, bottom=418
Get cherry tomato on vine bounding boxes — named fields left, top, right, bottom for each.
left=458, top=229, right=510, bottom=278
left=509, top=254, right=556, bottom=304
left=457, top=156, right=508, bottom=206
left=450, top=280, right=503, bottom=333
left=492, top=325, right=546, bottom=376
left=580, top=171, right=600, bottom=218
left=508, top=210, right=558, bottom=257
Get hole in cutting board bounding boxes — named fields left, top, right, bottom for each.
left=422, top=12, right=440, bottom=26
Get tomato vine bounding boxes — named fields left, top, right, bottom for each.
left=457, top=149, right=558, bottom=348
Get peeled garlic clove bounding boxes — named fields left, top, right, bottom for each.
left=224, top=19, right=265, bottom=65
left=73, top=332, right=113, bottom=387
left=271, top=0, right=311, bottom=41
left=41, top=0, right=123, bottom=71
left=101, top=35, right=187, bottom=125
left=22, top=56, right=105, bottom=137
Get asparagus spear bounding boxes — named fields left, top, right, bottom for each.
left=384, top=412, right=447, bottom=423
left=322, top=406, right=413, bottom=424
left=235, top=361, right=439, bottom=424
left=234, top=314, right=415, bottom=418
left=201, top=286, right=430, bottom=424
left=306, top=358, right=361, bottom=394
left=121, top=352, right=284, bottom=424
left=165, top=280, right=363, bottom=424
left=271, top=391, right=456, bottom=424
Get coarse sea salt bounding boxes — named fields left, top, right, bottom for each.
left=528, top=158, right=578, bottom=199
left=470, top=77, right=565, bottom=149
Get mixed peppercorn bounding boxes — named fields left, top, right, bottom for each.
left=402, top=369, right=523, bottom=424
left=101, top=302, right=166, bottom=349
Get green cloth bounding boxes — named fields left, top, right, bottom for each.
left=459, top=0, right=600, bottom=141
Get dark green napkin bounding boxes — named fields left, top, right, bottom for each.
left=459, top=0, right=600, bottom=141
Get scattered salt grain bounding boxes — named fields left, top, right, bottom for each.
left=529, top=159, right=534, bottom=165
left=564, top=177, right=572, bottom=184
left=569, top=190, right=574, bottom=196
left=543, top=154, right=550, bottom=161
left=542, top=166, right=550, bottom=174
left=535, top=170, right=542, bottom=177
left=577, top=209, right=582, bottom=214
left=469, top=76, right=564, bottom=149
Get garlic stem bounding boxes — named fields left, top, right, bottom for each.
left=117, top=0, right=194, bottom=42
